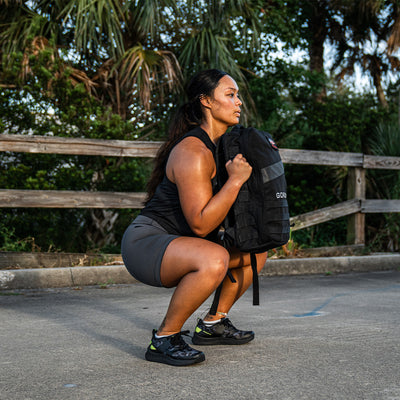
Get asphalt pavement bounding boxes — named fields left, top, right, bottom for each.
left=1, top=270, right=400, bottom=400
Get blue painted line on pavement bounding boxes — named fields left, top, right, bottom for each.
left=293, top=284, right=400, bottom=318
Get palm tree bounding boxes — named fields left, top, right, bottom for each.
left=0, top=0, right=264, bottom=251
left=172, top=0, right=263, bottom=121
left=1, top=0, right=265, bottom=123
left=0, top=0, right=186, bottom=250
left=330, top=0, right=400, bottom=108
left=264, top=0, right=341, bottom=101
left=0, top=0, right=182, bottom=120
left=267, top=1, right=400, bottom=107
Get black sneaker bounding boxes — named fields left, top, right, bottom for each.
left=192, top=318, right=255, bottom=345
left=145, top=330, right=205, bottom=366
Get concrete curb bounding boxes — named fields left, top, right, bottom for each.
left=0, top=265, right=137, bottom=290
left=263, top=253, right=400, bottom=276
left=1, top=254, right=399, bottom=290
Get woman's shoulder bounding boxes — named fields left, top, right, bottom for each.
left=180, top=126, right=216, bottom=153
left=167, top=134, right=215, bottom=180
left=172, top=135, right=212, bottom=161
left=166, top=126, right=216, bottom=180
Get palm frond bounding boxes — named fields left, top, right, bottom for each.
left=0, top=8, right=52, bottom=58
left=67, top=67, right=99, bottom=93
left=387, top=14, right=400, bottom=55
left=20, top=36, right=54, bottom=81
left=179, top=29, right=236, bottom=74
left=368, top=122, right=400, bottom=201
left=127, top=0, right=180, bottom=40
left=117, top=44, right=182, bottom=110
left=59, top=0, right=126, bottom=59
left=0, top=0, right=22, bottom=4
left=12, top=34, right=98, bottom=96
left=369, top=123, right=400, bottom=157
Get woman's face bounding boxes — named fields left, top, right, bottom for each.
left=206, top=75, right=242, bottom=127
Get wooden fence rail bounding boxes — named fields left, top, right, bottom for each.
left=1, top=133, right=400, bottom=245
left=2, top=133, right=400, bottom=168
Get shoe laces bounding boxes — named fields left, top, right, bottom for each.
left=170, top=330, right=191, bottom=349
left=221, top=318, right=238, bottom=333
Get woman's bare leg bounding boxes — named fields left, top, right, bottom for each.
left=156, top=236, right=229, bottom=336
left=204, top=250, right=268, bottom=321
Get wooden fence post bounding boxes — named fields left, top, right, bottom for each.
left=347, top=167, right=366, bottom=245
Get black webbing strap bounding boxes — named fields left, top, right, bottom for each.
left=209, top=270, right=236, bottom=315
left=251, top=253, right=260, bottom=306
left=210, top=253, right=260, bottom=314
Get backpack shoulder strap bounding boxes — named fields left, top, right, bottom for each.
left=250, top=253, right=259, bottom=306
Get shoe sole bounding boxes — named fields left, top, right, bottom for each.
left=145, top=350, right=205, bottom=366
left=192, top=334, right=254, bottom=346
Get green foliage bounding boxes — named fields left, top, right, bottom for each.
left=365, top=121, right=400, bottom=251
left=1, top=0, right=399, bottom=254
left=0, top=225, right=37, bottom=252
left=0, top=51, right=150, bottom=253
left=247, top=62, right=393, bottom=249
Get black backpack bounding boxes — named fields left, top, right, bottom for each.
left=210, top=125, right=290, bottom=313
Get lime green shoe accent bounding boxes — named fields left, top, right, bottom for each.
left=192, top=318, right=255, bottom=345
left=195, top=326, right=212, bottom=335
left=145, top=330, right=206, bottom=366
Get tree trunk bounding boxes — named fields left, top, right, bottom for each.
left=367, top=55, right=388, bottom=108
left=308, top=0, right=328, bottom=101
left=373, top=70, right=388, bottom=108
left=86, top=209, right=119, bottom=249
left=85, top=170, right=120, bottom=249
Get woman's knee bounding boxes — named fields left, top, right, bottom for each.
left=160, top=238, right=230, bottom=286
left=198, top=246, right=230, bottom=279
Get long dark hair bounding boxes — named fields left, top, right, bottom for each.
left=146, top=69, right=228, bottom=202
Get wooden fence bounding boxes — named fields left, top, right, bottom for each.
left=1, top=133, right=400, bottom=246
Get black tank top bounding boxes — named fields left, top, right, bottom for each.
left=141, top=126, right=219, bottom=240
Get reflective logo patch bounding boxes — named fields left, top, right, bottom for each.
left=269, top=138, right=278, bottom=149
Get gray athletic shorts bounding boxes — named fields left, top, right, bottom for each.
left=121, top=215, right=179, bottom=287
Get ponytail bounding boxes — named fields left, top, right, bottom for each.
left=145, top=102, right=201, bottom=202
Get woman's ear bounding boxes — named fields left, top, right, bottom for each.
left=199, top=94, right=211, bottom=109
